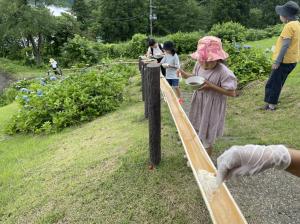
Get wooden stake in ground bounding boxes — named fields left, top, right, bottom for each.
left=147, top=63, right=161, bottom=166
left=144, top=64, right=150, bottom=119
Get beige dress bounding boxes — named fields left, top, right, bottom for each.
left=188, top=62, right=237, bottom=147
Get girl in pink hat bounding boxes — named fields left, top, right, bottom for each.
left=177, top=36, right=237, bottom=156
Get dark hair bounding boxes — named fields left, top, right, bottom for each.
left=148, top=38, right=156, bottom=47
left=163, top=41, right=176, bottom=56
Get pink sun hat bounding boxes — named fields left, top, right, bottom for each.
left=191, top=36, right=229, bottom=62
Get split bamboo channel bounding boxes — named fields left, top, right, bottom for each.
left=160, top=75, right=248, bottom=224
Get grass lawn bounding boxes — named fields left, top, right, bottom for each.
left=215, top=70, right=300, bottom=152
left=214, top=36, right=300, bottom=151
left=0, top=58, right=45, bottom=79
left=0, top=76, right=211, bottom=223
left=246, top=36, right=277, bottom=50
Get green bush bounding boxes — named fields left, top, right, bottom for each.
left=224, top=42, right=272, bottom=87
left=209, top=22, right=247, bottom=43
left=61, top=32, right=205, bottom=65
left=264, top=24, right=283, bottom=38
left=158, top=31, right=204, bottom=54
left=6, top=64, right=138, bottom=134
left=99, top=43, right=130, bottom=59
left=245, top=29, right=269, bottom=41
left=97, top=34, right=147, bottom=59
left=0, top=79, right=36, bottom=107
left=127, top=34, right=148, bottom=58
left=61, top=35, right=101, bottom=67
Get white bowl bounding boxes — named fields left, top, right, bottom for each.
left=152, top=55, right=164, bottom=59
left=185, top=76, right=205, bottom=89
left=162, top=63, right=169, bottom=68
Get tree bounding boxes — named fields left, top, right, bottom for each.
left=44, top=13, right=80, bottom=57
left=97, top=0, right=208, bottom=42
left=209, top=0, right=251, bottom=27
left=98, top=0, right=148, bottom=42
left=0, top=0, right=72, bottom=65
left=154, top=0, right=209, bottom=35
left=72, top=0, right=90, bottom=28
left=248, top=8, right=264, bottom=28
left=250, top=0, right=297, bottom=27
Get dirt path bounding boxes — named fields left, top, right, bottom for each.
left=0, top=72, right=12, bottom=92
left=181, top=91, right=300, bottom=224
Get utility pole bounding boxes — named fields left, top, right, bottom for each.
left=149, top=0, right=157, bottom=37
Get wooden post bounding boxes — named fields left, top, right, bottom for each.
left=138, top=57, right=142, bottom=72
left=142, top=62, right=147, bottom=103
left=139, top=59, right=145, bottom=102
left=144, top=64, right=149, bottom=118
left=147, top=63, right=161, bottom=166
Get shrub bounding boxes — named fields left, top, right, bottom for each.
left=6, top=64, right=138, bottom=134
left=158, top=31, right=204, bottom=54
left=99, top=43, right=130, bottom=59
left=264, top=24, right=283, bottom=38
left=127, top=34, right=148, bottom=58
left=209, top=22, right=247, bottom=43
left=61, top=35, right=101, bottom=67
left=224, top=42, right=272, bottom=87
left=245, top=29, right=269, bottom=41
left=0, top=79, right=36, bottom=107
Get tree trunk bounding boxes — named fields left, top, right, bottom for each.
left=28, top=33, right=43, bottom=66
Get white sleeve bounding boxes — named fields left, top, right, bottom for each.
left=174, top=54, right=180, bottom=69
left=160, top=56, right=166, bottom=64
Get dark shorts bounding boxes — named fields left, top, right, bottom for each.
left=167, top=79, right=179, bottom=87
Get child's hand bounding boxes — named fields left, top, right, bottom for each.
left=177, top=69, right=188, bottom=79
left=198, top=80, right=212, bottom=91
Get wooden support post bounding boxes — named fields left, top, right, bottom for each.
left=138, top=57, right=142, bottom=72
left=144, top=64, right=149, bottom=118
left=141, top=62, right=147, bottom=103
left=147, top=63, right=161, bottom=166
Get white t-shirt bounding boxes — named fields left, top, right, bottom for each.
left=160, top=53, right=180, bottom=79
left=147, top=45, right=164, bottom=57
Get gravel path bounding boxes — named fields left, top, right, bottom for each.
left=181, top=91, right=300, bottom=224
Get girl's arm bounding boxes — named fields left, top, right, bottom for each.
left=146, top=47, right=152, bottom=57
left=159, top=56, right=166, bottom=65
left=173, top=54, right=180, bottom=69
left=176, top=68, right=193, bottom=79
left=200, top=80, right=236, bottom=97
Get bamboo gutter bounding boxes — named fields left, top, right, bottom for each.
left=160, top=76, right=248, bottom=224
